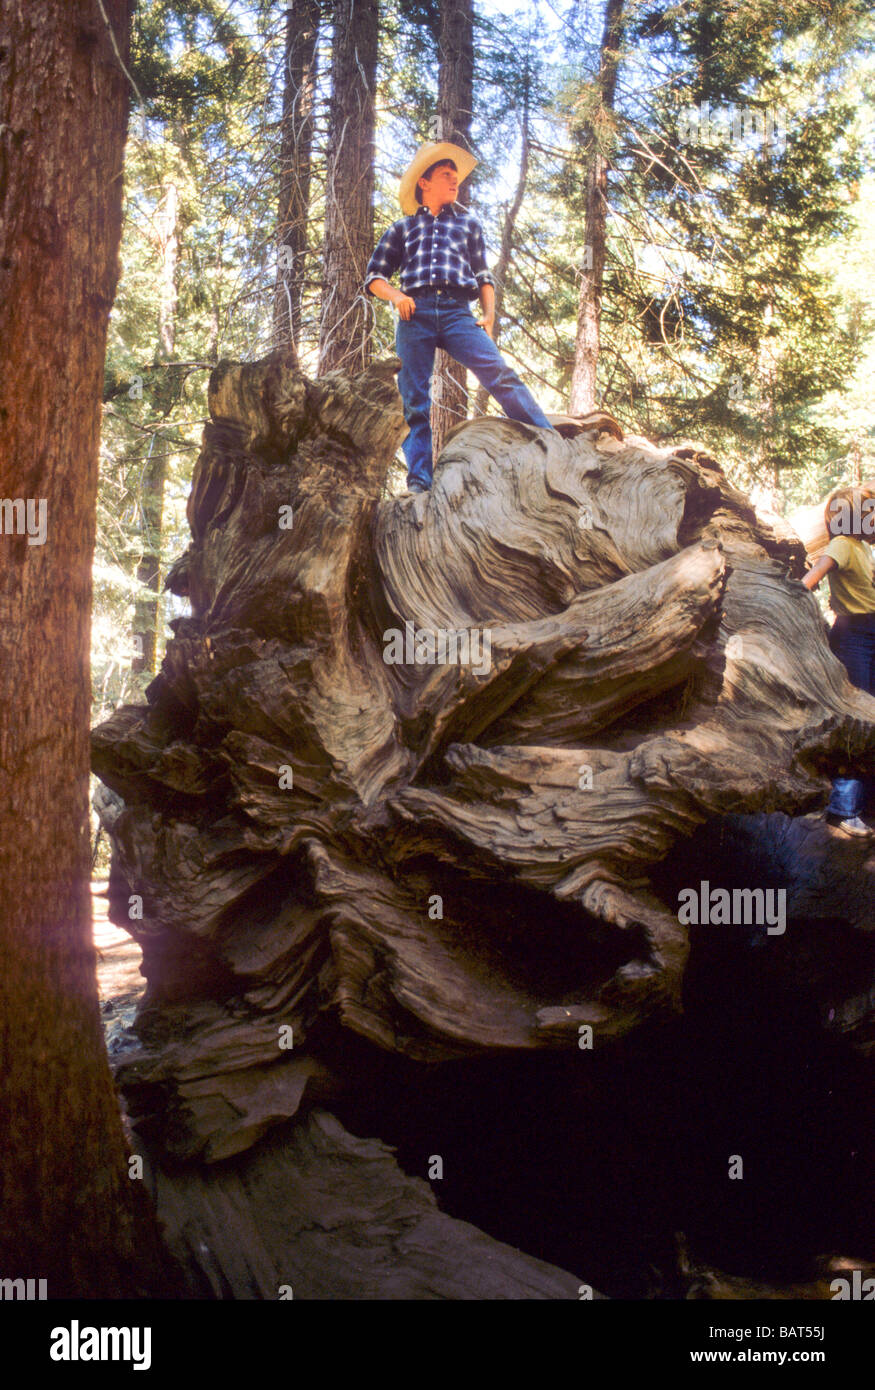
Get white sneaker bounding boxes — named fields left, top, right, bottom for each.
left=827, top=813, right=873, bottom=838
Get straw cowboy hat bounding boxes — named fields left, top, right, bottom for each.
left=399, top=141, right=478, bottom=216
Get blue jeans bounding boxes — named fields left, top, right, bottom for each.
left=395, top=288, right=556, bottom=489
left=827, top=611, right=875, bottom=817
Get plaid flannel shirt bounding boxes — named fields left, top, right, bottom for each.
left=364, top=203, right=496, bottom=301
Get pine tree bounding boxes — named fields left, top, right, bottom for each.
left=319, top=0, right=379, bottom=373
left=273, top=0, right=322, bottom=360
left=430, top=0, right=475, bottom=459
left=0, top=0, right=178, bottom=1296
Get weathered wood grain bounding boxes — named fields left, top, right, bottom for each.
left=92, top=354, right=875, bottom=1163
left=143, top=1108, right=596, bottom=1299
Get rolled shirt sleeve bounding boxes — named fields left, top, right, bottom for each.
left=466, top=218, right=496, bottom=289
left=826, top=537, right=853, bottom=568
left=364, top=221, right=404, bottom=295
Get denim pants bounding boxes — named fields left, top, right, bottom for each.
left=395, top=288, right=555, bottom=489
left=828, top=611, right=875, bottom=817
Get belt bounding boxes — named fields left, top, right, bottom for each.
left=409, top=284, right=470, bottom=301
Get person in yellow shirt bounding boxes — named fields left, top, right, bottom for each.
left=803, top=484, right=875, bottom=836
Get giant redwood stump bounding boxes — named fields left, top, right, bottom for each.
left=92, top=354, right=875, bottom=1173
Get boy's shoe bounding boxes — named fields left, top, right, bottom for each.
left=825, top=812, right=873, bottom=837
left=407, top=480, right=430, bottom=494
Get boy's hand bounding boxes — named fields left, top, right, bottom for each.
left=477, top=312, right=495, bottom=339
left=395, top=294, right=417, bottom=320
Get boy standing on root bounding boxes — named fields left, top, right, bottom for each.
left=803, top=484, right=875, bottom=837
left=363, top=141, right=556, bottom=493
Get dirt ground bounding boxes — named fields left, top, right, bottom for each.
left=91, top=878, right=144, bottom=1055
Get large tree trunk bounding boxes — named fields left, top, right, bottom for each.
left=138, top=1107, right=594, bottom=1297
left=317, top=0, right=378, bottom=375
left=91, top=354, right=875, bottom=1183
left=273, top=0, right=320, bottom=363
left=132, top=179, right=178, bottom=678
left=474, top=65, right=530, bottom=415
left=568, top=0, right=624, bottom=415
left=430, top=0, right=475, bottom=460
left=0, top=0, right=173, bottom=1296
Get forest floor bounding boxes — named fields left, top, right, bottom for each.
left=91, top=878, right=143, bottom=1056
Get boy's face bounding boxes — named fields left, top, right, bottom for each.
left=418, top=161, right=459, bottom=208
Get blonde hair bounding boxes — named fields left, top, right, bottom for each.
left=823, top=484, right=875, bottom=540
